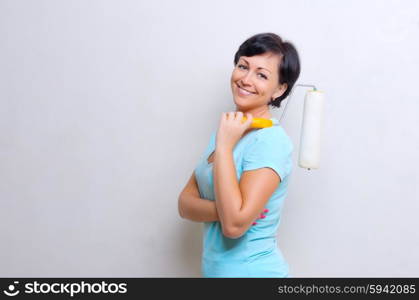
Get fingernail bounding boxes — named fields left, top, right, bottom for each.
left=264, top=209, right=269, bottom=213
left=260, top=215, right=266, bottom=219
left=252, top=222, right=257, bottom=225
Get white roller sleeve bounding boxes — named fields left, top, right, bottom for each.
left=298, top=90, right=325, bottom=169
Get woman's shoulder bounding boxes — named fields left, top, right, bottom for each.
left=255, top=125, right=293, bottom=149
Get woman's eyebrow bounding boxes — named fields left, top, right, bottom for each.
left=241, top=58, right=271, bottom=73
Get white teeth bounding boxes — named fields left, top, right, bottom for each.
left=239, top=87, right=254, bottom=95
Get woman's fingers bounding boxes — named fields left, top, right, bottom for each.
left=253, top=208, right=269, bottom=225
left=259, top=208, right=269, bottom=218
left=235, top=111, right=243, bottom=120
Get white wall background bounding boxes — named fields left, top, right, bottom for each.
left=1, top=0, right=418, bottom=277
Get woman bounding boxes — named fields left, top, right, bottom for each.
left=178, top=32, right=301, bottom=277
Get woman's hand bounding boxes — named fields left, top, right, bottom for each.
left=215, top=111, right=253, bottom=151
left=214, top=110, right=264, bottom=227
left=252, top=208, right=269, bottom=226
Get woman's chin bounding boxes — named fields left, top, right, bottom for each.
left=233, top=98, right=242, bottom=109
left=233, top=96, right=250, bottom=109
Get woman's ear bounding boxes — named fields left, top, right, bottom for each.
left=272, top=83, right=288, bottom=99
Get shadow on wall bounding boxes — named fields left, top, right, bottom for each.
left=177, top=222, right=203, bottom=277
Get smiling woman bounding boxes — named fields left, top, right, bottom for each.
left=232, top=52, right=286, bottom=116
left=232, top=33, right=301, bottom=112
left=178, top=32, right=301, bottom=278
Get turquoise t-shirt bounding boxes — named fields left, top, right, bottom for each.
left=194, top=118, right=294, bottom=278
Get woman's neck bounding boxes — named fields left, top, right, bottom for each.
left=236, top=107, right=272, bottom=119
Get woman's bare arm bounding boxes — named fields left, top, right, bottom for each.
left=178, top=172, right=220, bottom=222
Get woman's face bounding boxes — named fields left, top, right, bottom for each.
left=230, top=52, right=287, bottom=112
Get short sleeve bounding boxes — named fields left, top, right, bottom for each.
left=242, top=130, right=293, bottom=181
left=199, top=130, right=216, bottom=160
left=208, top=130, right=217, bottom=152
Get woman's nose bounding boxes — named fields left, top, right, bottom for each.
left=240, top=72, right=253, bottom=86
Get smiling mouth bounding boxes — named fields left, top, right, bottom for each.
left=236, top=84, right=256, bottom=95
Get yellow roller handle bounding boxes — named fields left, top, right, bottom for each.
left=241, top=117, right=274, bottom=128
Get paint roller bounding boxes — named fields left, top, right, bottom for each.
left=241, top=84, right=325, bottom=170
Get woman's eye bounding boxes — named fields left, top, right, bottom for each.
left=237, top=64, right=267, bottom=79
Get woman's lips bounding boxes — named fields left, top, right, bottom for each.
left=237, top=85, right=256, bottom=96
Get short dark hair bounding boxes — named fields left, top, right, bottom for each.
left=233, top=32, right=301, bottom=108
